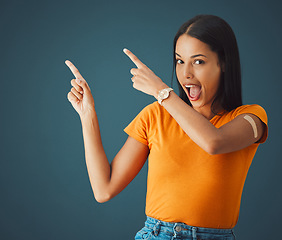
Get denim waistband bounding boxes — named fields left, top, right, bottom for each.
left=145, top=216, right=234, bottom=235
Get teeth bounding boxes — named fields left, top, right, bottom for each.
left=185, top=84, right=197, bottom=88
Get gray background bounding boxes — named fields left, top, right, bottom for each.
left=1, top=0, right=281, bottom=239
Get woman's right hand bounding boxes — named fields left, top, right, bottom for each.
left=65, top=60, right=95, bottom=119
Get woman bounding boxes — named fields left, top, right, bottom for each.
left=66, top=15, right=268, bottom=240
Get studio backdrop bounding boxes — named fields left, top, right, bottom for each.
left=1, top=0, right=281, bottom=239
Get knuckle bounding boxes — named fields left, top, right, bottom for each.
left=132, top=68, right=140, bottom=75
left=67, top=92, right=74, bottom=101
left=71, top=87, right=82, bottom=99
left=70, top=79, right=76, bottom=85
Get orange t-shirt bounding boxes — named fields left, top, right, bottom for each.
left=124, top=101, right=268, bottom=229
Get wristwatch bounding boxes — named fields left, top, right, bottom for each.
left=158, top=88, right=173, bottom=105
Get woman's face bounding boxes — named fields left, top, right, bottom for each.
left=175, top=34, right=223, bottom=116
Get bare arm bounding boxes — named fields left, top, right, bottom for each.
left=123, top=49, right=266, bottom=155
left=65, top=60, right=149, bottom=203
left=160, top=92, right=265, bottom=154
left=80, top=112, right=149, bottom=203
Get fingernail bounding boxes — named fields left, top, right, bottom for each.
left=76, top=79, right=81, bottom=84
left=123, top=48, right=128, bottom=53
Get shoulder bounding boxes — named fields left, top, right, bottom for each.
left=145, top=101, right=160, bottom=111
left=137, top=101, right=160, bottom=117
left=227, top=104, right=268, bottom=144
left=127, top=101, right=162, bottom=124
left=139, top=101, right=165, bottom=116
left=230, top=104, right=268, bottom=125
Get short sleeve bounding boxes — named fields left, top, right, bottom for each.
left=123, top=104, right=153, bottom=146
left=233, top=104, right=268, bottom=144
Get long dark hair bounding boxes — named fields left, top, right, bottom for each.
left=171, top=15, right=242, bottom=113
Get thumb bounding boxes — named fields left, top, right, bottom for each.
left=76, top=78, right=89, bottom=89
left=75, top=78, right=83, bottom=85
left=75, top=78, right=92, bottom=96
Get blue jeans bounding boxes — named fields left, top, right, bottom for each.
left=135, top=216, right=236, bottom=240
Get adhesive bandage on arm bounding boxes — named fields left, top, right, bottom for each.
left=243, top=115, right=258, bottom=138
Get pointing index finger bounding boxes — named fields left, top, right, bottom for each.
left=65, top=60, right=84, bottom=79
left=123, top=48, right=145, bottom=69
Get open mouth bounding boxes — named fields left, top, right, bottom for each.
left=184, top=84, right=202, bottom=101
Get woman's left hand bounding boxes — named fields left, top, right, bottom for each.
left=123, top=48, right=168, bottom=98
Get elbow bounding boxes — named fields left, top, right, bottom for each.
left=93, top=189, right=113, bottom=203
left=205, top=139, right=221, bottom=155
left=206, top=146, right=218, bottom=155
left=96, top=197, right=109, bottom=204
left=94, top=191, right=112, bottom=203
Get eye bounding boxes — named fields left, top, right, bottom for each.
left=176, top=59, right=184, bottom=64
left=193, top=59, right=205, bottom=65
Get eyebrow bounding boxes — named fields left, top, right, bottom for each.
left=175, top=53, right=207, bottom=58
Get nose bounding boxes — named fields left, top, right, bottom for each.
left=183, top=64, right=193, bottom=79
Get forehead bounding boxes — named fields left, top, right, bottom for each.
left=175, top=34, right=212, bottom=56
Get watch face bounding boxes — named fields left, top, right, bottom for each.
left=159, top=89, right=168, bottom=99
